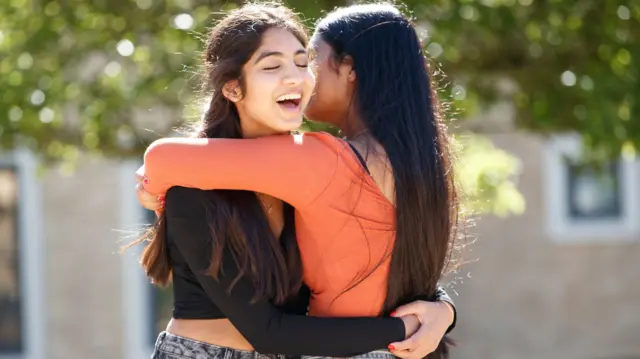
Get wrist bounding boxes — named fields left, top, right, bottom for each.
left=439, top=301, right=455, bottom=326
left=400, top=314, right=420, bottom=338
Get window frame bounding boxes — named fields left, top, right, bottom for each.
left=0, top=149, right=46, bottom=359
left=543, top=134, right=640, bottom=242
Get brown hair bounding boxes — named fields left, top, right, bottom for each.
left=126, top=2, right=308, bottom=304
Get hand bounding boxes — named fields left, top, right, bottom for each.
left=136, top=183, right=164, bottom=211
left=389, top=301, right=454, bottom=359
left=135, top=166, right=164, bottom=211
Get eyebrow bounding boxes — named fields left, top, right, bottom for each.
left=254, top=49, right=307, bottom=64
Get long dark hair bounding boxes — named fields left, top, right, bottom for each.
left=126, top=3, right=308, bottom=304
left=315, top=4, right=460, bottom=357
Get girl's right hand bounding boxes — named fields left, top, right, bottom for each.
left=135, top=168, right=164, bottom=211
left=135, top=183, right=164, bottom=211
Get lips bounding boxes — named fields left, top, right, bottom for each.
left=276, top=92, right=302, bottom=111
left=276, top=93, right=302, bottom=107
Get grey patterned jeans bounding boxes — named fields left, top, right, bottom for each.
left=152, top=331, right=394, bottom=359
left=152, top=332, right=293, bottom=359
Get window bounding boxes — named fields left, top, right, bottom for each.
left=0, top=167, right=21, bottom=353
left=0, top=150, right=45, bottom=359
left=566, top=162, right=622, bottom=220
left=543, top=134, right=640, bottom=241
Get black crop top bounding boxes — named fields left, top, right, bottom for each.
left=164, top=186, right=456, bottom=356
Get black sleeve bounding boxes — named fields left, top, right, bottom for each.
left=432, top=285, right=457, bottom=333
left=164, top=187, right=405, bottom=356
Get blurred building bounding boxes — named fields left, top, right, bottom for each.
left=1, top=129, right=639, bottom=359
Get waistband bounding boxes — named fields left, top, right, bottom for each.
left=154, top=331, right=292, bottom=359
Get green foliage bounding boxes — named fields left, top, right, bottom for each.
left=454, top=133, right=525, bottom=217
left=396, top=0, right=638, bottom=158
left=8, top=0, right=634, bottom=216
left=1, top=0, right=230, bottom=158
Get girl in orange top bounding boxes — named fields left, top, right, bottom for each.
left=139, top=4, right=460, bottom=359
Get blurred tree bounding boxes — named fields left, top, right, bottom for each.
left=402, top=0, right=639, bottom=160
left=22, top=0, right=640, bottom=215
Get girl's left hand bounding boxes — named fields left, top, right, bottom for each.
left=389, top=301, right=454, bottom=359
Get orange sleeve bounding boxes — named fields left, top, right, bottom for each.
left=142, top=132, right=343, bottom=208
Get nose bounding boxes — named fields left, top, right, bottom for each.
left=282, top=63, right=304, bottom=86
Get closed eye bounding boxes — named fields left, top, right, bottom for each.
left=265, top=64, right=308, bottom=70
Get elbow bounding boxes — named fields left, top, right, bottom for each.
left=143, top=138, right=172, bottom=170
left=142, top=138, right=177, bottom=193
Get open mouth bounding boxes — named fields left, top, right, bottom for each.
left=276, top=93, right=302, bottom=111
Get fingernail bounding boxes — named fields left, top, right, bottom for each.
left=390, top=311, right=396, bottom=316
left=158, top=195, right=165, bottom=201
left=143, top=177, right=149, bottom=185
left=388, top=345, right=395, bottom=351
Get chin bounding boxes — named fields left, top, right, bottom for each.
left=278, top=117, right=303, bottom=131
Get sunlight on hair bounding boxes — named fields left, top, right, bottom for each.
left=200, top=96, right=211, bottom=121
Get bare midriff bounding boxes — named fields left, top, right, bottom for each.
left=167, top=318, right=254, bottom=351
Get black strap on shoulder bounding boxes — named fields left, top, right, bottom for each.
left=347, top=143, right=371, bottom=175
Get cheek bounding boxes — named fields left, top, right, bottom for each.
left=303, top=69, right=316, bottom=94
left=305, top=70, right=336, bottom=122
left=314, top=66, right=340, bottom=105
left=244, top=75, right=275, bottom=111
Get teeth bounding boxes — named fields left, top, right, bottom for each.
left=276, top=93, right=302, bottom=102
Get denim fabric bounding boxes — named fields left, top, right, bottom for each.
left=152, top=331, right=292, bottom=359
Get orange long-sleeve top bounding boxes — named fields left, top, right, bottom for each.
left=142, top=132, right=395, bottom=317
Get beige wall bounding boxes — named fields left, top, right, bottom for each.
left=450, top=133, right=640, bottom=359
left=42, top=157, right=126, bottom=359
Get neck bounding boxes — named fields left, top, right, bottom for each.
left=239, top=115, right=285, bottom=139
left=241, top=124, right=281, bottom=139
left=339, top=103, right=367, bottom=139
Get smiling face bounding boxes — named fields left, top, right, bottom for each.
left=229, top=27, right=316, bottom=137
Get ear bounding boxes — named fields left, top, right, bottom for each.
left=339, top=55, right=356, bottom=83
left=222, top=80, right=242, bottom=102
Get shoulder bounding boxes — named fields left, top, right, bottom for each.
left=295, top=131, right=348, bottom=148
left=274, top=131, right=351, bottom=159
left=164, top=187, right=211, bottom=218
